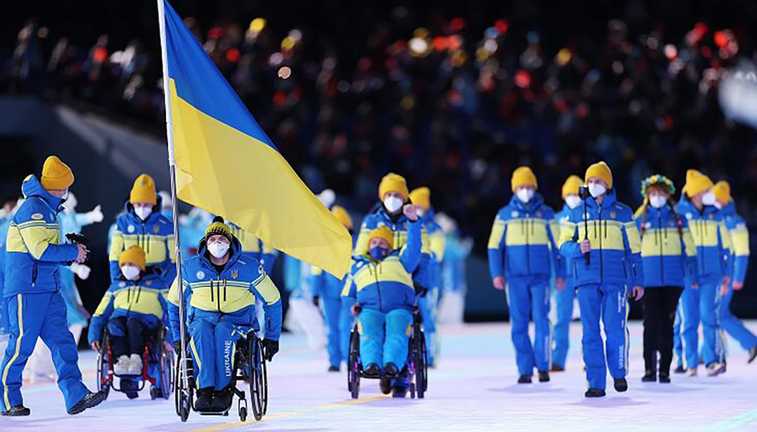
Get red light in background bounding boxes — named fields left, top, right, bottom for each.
left=514, top=70, right=531, bottom=88
left=208, top=26, right=224, bottom=40
left=93, top=47, right=108, bottom=63
left=495, top=19, right=509, bottom=34
left=433, top=36, right=449, bottom=51
left=225, top=48, right=240, bottom=63
left=450, top=17, right=465, bottom=32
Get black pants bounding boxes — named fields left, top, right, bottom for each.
left=109, top=316, right=158, bottom=358
left=642, top=287, right=683, bottom=375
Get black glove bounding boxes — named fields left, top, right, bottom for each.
left=312, top=295, right=320, bottom=307
left=262, top=339, right=279, bottom=361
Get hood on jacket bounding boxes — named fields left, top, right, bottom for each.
left=197, top=234, right=244, bottom=271
left=21, top=175, right=64, bottom=211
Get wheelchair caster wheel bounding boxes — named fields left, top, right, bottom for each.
left=239, top=406, right=247, bottom=422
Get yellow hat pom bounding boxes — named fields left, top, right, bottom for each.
left=585, top=161, right=613, bottom=189
left=331, top=205, right=353, bottom=230
left=368, top=225, right=394, bottom=247
left=378, top=173, right=409, bottom=200
left=511, top=166, right=538, bottom=191
left=713, top=180, right=731, bottom=204
left=409, top=187, right=431, bottom=210
left=130, top=174, right=157, bottom=205
left=40, top=155, right=75, bottom=190
left=683, top=169, right=714, bottom=197
left=561, top=175, right=583, bottom=198
left=119, top=245, right=146, bottom=271
left=204, top=216, right=234, bottom=242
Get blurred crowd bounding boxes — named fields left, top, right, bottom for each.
left=2, top=2, right=757, bottom=251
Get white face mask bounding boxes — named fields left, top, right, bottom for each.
left=515, top=188, right=534, bottom=203
left=588, top=183, right=607, bottom=198
left=383, top=196, right=404, bottom=214
left=649, top=195, right=667, bottom=209
left=121, top=265, right=141, bottom=281
left=134, top=205, right=153, bottom=221
left=208, top=241, right=230, bottom=258
left=565, top=195, right=581, bottom=209
left=702, top=191, right=716, bottom=206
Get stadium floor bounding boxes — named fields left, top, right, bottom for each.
left=2, top=321, right=756, bottom=432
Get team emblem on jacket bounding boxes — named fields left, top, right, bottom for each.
left=536, top=211, right=542, bottom=218
left=31, top=213, right=44, bottom=220
left=610, top=211, right=616, bottom=218
left=644, top=222, right=652, bottom=229
left=196, top=271, right=205, bottom=280
left=686, top=213, right=692, bottom=219
left=511, top=211, right=519, bottom=218
left=128, top=225, right=135, bottom=233
left=153, top=225, right=160, bottom=234
left=231, top=269, right=239, bottom=279
left=146, top=280, right=152, bottom=286
left=119, top=281, right=126, bottom=288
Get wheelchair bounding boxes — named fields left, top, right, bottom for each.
left=174, top=330, right=268, bottom=422
left=96, top=326, right=175, bottom=401
left=347, top=305, right=428, bottom=399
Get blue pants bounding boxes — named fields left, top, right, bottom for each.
left=321, top=297, right=353, bottom=367
left=358, top=308, right=413, bottom=369
left=552, top=281, right=574, bottom=368
left=0, top=292, right=89, bottom=412
left=719, top=286, right=757, bottom=351
left=418, top=288, right=438, bottom=365
left=506, top=278, right=551, bottom=376
left=189, top=312, right=249, bottom=391
left=680, top=278, right=725, bottom=368
left=673, top=305, right=683, bottom=368
left=577, top=284, right=628, bottom=390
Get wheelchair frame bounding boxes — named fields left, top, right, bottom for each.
left=96, top=327, right=175, bottom=401
left=347, top=306, right=428, bottom=399
left=174, top=332, right=268, bottom=422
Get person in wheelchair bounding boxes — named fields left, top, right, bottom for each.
left=343, top=203, right=422, bottom=396
left=88, top=245, right=169, bottom=399
left=167, top=217, right=282, bottom=413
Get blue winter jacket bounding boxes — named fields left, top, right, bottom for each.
left=676, top=196, right=732, bottom=281
left=559, top=190, right=643, bottom=288
left=634, top=204, right=698, bottom=288
left=718, top=202, right=749, bottom=284
left=488, top=193, right=563, bottom=281
left=342, top=219, right=422, bottom=313
left=554, top=204, right=573, bottom=281
left=166, top=238, right=282, bottom=343
left=4, top=175, right=79, bottom=297
left=109, top=202, right=176, bottom=288
left=88, top=271, right=168, bottom=345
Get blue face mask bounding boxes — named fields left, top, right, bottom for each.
left=369, top=246, right=388, bottom=260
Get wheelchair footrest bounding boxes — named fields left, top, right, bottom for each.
left=198, top=410, right=230, bottom=416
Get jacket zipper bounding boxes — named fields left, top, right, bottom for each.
left=658, top=214, right=664, bottom=286
left=525, top=216, right=531, bottom=274
left=372, top=263, right=383, bottom=311
left=598, top=207, right=604, bottom=282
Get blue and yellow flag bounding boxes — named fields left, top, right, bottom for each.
left=160, top=0, right=351, bottom=276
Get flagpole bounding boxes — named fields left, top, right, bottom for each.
left=156, top=0, right=188, bottom=387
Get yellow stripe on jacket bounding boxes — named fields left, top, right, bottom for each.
left=353, top=256, right=413, bottom=291
left=688, top=219, right=730, bottom=249
left=5, top=222, right=60, bottom=258
left=557, top=220, right=627, bottom=251
left=730, top=225, right=750, bottom=257
left=109, top=232, right=175, bottom=265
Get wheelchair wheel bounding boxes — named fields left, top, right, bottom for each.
left=249, top=337, right=268, bottom=421
left=96, top=336, right=111, bottom=400
left=174, top=354, right=193, bottom=422
left=347, top=328, right=360, bottom=399
left=159, top=346, right=174, bottom=400
left=413, top=326, right=428, bottom=399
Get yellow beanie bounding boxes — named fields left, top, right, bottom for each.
left=713, top=180, right=731, bottom=204
left=130, top=174, right=157, bottom=205
left=119, top=245, right=146, bottom=271
left=409, top=187, right=431, bottom=210
left=683, top=169, right=714, bottom=197
left=511, top=166, right=538, bottom=191
left=378, top=173, right=409, bottom=200
left=40, top=155, right=75, bottom=190
left=204, top=216, right=233, bottom=243
left=562, top=175, right=583, bottom=198
left=331, top=205, right=353, bottom=230
left=368, top=225, right=394, bottom=247
left=585, top=162, right=613, bottom=189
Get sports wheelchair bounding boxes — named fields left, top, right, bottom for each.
left=96, top=326, right=174, bottom=400
left=174, top=330, right=268, bottom=422
left=347, top=305, right=428, bottom=399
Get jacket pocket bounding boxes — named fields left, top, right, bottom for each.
left=31, top=264, right=38, bottom=286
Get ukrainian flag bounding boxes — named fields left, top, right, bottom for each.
left=160, top=0, right=351, bottom=277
